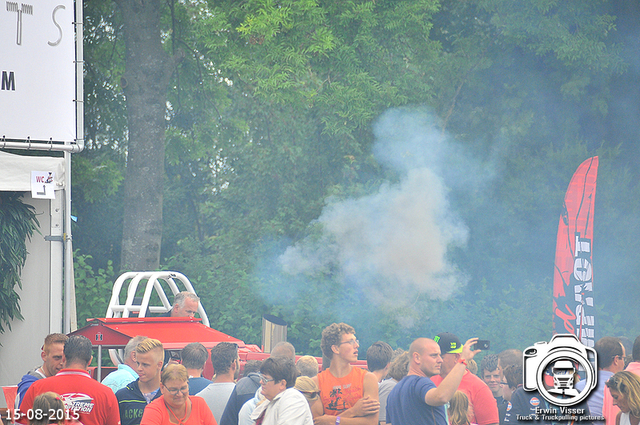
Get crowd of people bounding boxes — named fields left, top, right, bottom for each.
left=10, top=293, right=640, bottom=425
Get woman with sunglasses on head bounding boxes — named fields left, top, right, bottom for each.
left=141, top=364, right=217, bottom=425
left=605, top=371, right=640, bottom=425
left=294, top=376, right=320, bottom=408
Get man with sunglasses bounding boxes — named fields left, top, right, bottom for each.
left=312, top=323, right=379, bottom=425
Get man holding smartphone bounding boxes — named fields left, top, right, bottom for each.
left=386, top=337, right=480, bottom=425
left=431, top=332, right=499, bottom=425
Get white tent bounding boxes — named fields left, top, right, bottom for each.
left=0, top=0, right=83, bottom=391
left=0, top=151, right=75, bottom=387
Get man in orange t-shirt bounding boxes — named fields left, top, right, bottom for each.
left=312, top=323, right=379, bottom=425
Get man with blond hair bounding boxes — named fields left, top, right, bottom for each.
left=102, top=335, right=147, bottom=393
left=117, top=338, right=164, bottom=425
left=16, top=333, right=69, bottom=408
left=312, top=323, right=379, bottom=425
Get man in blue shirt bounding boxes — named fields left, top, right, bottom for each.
left=387, top=337, right=479, bottom=425
left=102, top=336, right=147, bottom=393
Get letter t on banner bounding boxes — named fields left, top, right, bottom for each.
left=552, top=157, right=598, bottom=347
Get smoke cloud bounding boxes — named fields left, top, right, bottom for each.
left=278, top=108, right=480, bottom=306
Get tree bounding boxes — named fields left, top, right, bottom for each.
left=75, top=0, right=640, bottom=353
left=114, top=0, right=177, bottom=271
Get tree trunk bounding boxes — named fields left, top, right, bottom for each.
left=116, top=0, right=168, bottom=271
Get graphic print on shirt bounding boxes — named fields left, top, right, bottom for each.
left=62, top=393, right=95, bottom=413
left=327, top=383, right=359, bottom=414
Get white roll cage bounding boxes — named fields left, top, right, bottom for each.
left=105, top=271, right=209, bottom=327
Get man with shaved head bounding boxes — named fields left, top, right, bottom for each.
left=386, top=337, right=480, bottom=425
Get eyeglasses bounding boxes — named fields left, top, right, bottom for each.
left=260, top=374, right=276, bottom=384
left=339, top=339, right=359, bottom=347
left=165, top=385, right=189, bottom=395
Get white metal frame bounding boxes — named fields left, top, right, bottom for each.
left=105, top=271, right=209, bottom=326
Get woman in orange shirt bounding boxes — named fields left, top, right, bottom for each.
left=141, top=364, right=216, bottom=425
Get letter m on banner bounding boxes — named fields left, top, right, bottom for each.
left=552, top=157, right=598, bottom=347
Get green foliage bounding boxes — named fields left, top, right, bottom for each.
left=0, top=193, right=39, bottom=334
left=83, top=0, right=127, bottom=150
left=72, top=154, right=124, bottom=204
left=74, top=251, right=117, bottom=325
left=77, top=0, right=640, bottom=355
left=71, top=147, right=126, bottom=271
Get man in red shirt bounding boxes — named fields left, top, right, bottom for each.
left=430, top=332, right=499, bottom=425
left=19, top=336, right=121, bottom=425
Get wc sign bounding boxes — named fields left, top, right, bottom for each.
left=31, top=171, right=56, bottom=199
left=1, top=0, right=76, bottom=142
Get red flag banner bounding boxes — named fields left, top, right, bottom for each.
left=552, top=157, right=599, bottom=347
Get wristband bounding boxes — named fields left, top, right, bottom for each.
left=336, top=417, right=341, bottom=425
left=458, top=358, right=468, bottom=366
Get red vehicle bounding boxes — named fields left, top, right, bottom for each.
left=68, top=271, right=366, bottom=380
left=69, top=271, right=274, bottom=380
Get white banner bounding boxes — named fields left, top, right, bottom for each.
left=0, top=0, right=76, bottom=142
